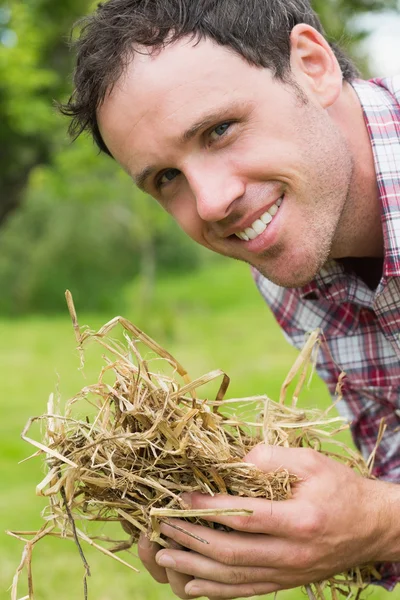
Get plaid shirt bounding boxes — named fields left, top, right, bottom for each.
left=252, top=76, right=400, bottom=589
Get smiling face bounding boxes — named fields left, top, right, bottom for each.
left=97, top=30, right=355, bottom=287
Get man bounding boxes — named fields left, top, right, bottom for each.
left=62, top=0, right=400, bottom=597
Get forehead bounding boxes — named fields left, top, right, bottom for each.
left=97, top=38, right=268, bottom=169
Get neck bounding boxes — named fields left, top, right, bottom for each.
left=329, top=82, right=384, bottom=259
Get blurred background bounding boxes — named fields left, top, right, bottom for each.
left=1, top=0, right=400, bottom=599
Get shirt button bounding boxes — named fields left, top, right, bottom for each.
left=319, top=267, right=329, bottom=278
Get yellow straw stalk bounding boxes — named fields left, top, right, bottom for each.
left=8, top=291, right=384, bottom=600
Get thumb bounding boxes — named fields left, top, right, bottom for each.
left=244, top=443, right=320, bottom=478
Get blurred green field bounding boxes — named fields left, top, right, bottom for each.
left=1, top=259, right=397, bottom=600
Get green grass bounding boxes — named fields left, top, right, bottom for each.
left=0, top=259, right=397, bottom=599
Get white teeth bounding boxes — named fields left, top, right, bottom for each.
left=268, top=204, right=278, bottom=216
left=261, top=212, right=272, bottom=224
left=235, top=196, right=283, bottom=242
left=252, top=219, right=267, bottom=234
left=244, top=227, right=258, bottom=240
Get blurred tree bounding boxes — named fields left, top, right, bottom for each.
left=0, top=0, right=92, bottom=225
left=314, top=0, right=398, bottom=28
left=0, top=0, right=397, bottom=225
left=0, top=134, right=205, bottom=314
left=0, top=0, right=398, bottom=313
left=312, top=0, right=398, bottom=73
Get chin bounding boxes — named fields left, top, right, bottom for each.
left=263, top=272, right=316, bottom=288
left=254, top=259, right=321, bottom=289
left=252, top=243, right=331, bottom=288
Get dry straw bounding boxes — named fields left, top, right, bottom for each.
left=8, top=291, right=384, bottom=600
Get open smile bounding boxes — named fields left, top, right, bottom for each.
left=234, top=195, right=283, bottom=241
left=231, top=194, right=284, bottom=249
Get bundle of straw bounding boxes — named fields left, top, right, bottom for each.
left=9, top=292, right=383, bottom=600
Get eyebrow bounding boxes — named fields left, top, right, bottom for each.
left=133, top=103, right=245, bottom=191
left=135, top=165, right=156, bottom=191
left=180, top=111, right=227, bottom=143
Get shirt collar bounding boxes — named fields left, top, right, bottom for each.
left=352, top=76, right=400, bottom=279
left=299, top=76, right=400, bottom=301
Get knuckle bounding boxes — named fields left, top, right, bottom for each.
left=249, top=584, right=261, bottom=596
left=284, top=548, right=301, bottom=570
left=293, top=502, right=324, bottom=541
left=234, top=514, right=253, bottom=531
left=219, top=545, right=237, bottom=566
left=294, top=546, right=314, bottom=570
left=223, top=566, right=244, bottom=585
left=282, top=545, right=313, bottom=571
left=247, top=443, right=265, bottom=462
left=301, top=448, right=322, bottom=472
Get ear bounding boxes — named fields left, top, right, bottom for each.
left=289, top=24, right=343, bottom=108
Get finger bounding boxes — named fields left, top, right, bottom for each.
left=156, top=548, right=278, bottom=584
left=244, top=443, right=323, bottom=477
left=179, top=492, right=300, bottom=536
left=159, top=520, right=291, bottom=567
left=166, top=567, right=194, bottom=599
left=137, top=534, right=168, bottom=584
left=185, top=579, right=281, bottom=599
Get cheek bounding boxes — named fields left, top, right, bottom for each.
left=167, top=195, right=205, bottom=243
left=234, top=133, right=306, bottom=182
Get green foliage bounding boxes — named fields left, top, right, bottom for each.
left=0, top=0, right=93, bottom=222
left=0, top=261, right=397, bottom=599
left=0, top=3, right=58, bottom=135
left=0, top=0, right=397, bottom=313
left=311, top=0, right=398, bottom=73
left=312, top=0, right=398, bottom=39
left=0, top=135, right=205, bottom=314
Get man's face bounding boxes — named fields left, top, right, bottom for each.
left=98, top=37, right=353, bottom=287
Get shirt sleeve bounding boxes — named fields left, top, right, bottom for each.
left=251, top=268, right=400, bottom=588
left=281, top=328, right=400, bottom=589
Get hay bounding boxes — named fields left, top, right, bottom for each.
left=8, top=291, right=383, bottom=600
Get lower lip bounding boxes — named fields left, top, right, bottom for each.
left=238, top=197, right=284, bottom=253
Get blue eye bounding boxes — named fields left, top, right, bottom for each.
left=159, top=168, right=180, bottom=186
left=210, top=122, right=231, bottom=141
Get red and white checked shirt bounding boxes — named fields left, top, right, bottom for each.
left=252, top=76, right=400, bottom=588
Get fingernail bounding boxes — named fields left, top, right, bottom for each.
left=185, top=583, right=200, bottom=596
left=156, top=552, right=176, bottom=568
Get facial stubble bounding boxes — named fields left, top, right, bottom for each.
left=249, top=112, right=355, bottom=288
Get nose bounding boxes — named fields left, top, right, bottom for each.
left=186, top=161, right=245, bottom=222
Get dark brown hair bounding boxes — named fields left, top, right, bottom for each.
left=60, top=0, right=359, bottom=155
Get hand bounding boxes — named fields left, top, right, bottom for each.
left=138, top=444, right=388, bottom=599
left=138, top=534, right=195, bottom=595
